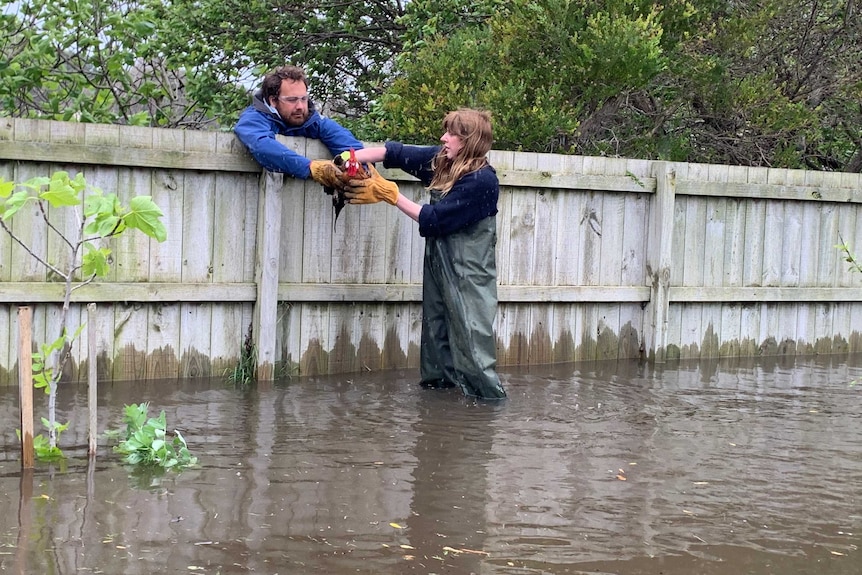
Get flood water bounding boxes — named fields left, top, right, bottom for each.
left=1, top=355, right=860, bottom=575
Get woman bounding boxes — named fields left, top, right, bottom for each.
left=346, top=108, right=506, bottom=400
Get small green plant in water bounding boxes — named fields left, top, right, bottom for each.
left=226, top=324, right=256, bottom=385
left=16, top=418, right=69, bottom=461
left=110, top=403, right=197, bottom=469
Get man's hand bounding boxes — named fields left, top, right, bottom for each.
left=344, top=165, right=399, bottom=205
left=309, top=159, right=344, bottom=189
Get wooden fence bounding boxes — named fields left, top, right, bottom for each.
left=1, top=118, right=861, bottom=384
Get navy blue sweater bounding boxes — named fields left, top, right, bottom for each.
left=382, top=142, right=499, bottom=238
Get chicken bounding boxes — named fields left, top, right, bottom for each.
left=323, top=148, right=369, bottom=226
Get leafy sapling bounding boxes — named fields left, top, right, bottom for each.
left=1, top=171, right=166, bottom=458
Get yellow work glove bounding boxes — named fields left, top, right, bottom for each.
left=309, top=159, right=344, bottom=189
left=344, top=165, right=399, bottom=205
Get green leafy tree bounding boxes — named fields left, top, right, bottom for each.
left=0, top=0, right=246, bottom=128
left=364, top=0, right=861, bottom=170
left=2, top=0, right=860, bottom=171
left=680, top=0, right=862, bottom=170
left=363, top=0, right=678, bottom=152
left=145, top=0, right=408, bottom=123
left=1, top=171, right=166, bottom=455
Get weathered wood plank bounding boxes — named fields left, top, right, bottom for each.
left=180, top=302, right=212, bottom=378
left=670, top=286, right=862, bottom=302
left=531, top=153, right=565, bottom=364
left=303, top=181, right=335, bottom=283
left=279, top=175, right=306, bottom=283
left=812, top=302, right=833, bottom=354
left=9, top=162, right=49, bottom=282
left=738, top=302, right=761, bottom=355
left=0, top=140, right=261, bottom=173
left=253, top=171, right=284, bottom=379
left=506, top=186, right=537, bottom=286
left=211, top=303, right=249, bottom=376
left=701, top=302, right=721, bottom=358
left=675, top=180, right=862, bottom=203
left=181, top=173, right=216, bottom=283
left=579, top=190, right=604, bottom=286
left=670, top=185, right=687, bottom=287
left=381, top=304, right=410, bottom=369
left=595, top=302, right=621, bottom=360
left=210, top=170, right=256, bottom=375
left=497, top=168, right=656, bottom=193
left=780, top=171, right=804, bottom=287
left=761, top=197, right=784, bottom=287
left=833, top=302, right=852, bottom=353
left=580, top=304, right=599, bottom=361
left=299, top=303, right=330, bottom=375
left=704, top=166, right=728, bottom=287
left=0, top=282, right=257, bottom=302
left=679, top=303, right=702, bottom=359
left=0, top=282, right=653, bottom=302
left=178, top=149, right=217, bottom=377
left=326, top=309, right=357, bottom=374
left=554, top=155, right=585, bottom=285
left=383, top=183, right=417, bottom=285
left=278, top=301, right=302, bottom=374
left=150, top=173, right=185, bottom=281
left=0, top=305, right=11, bottom=385
left=600, top=192, right=626, bottom=286
left=644, top=162, right=677, bottom=361
left=683, top=164, right=708, bottom=287
left=724, top=166, right=750, bottom=287
left=777, top=302, right=799, bottom=355
left=113, top=165, right=152, bottom=282
left=0, top=156, right=14, bottom=283
left=405, top=183, right=427, bottom=284
left=741, top=199, right=766, bottom=287
left=111, top=302, right=149, bottom=380
left=146, top=303, right=181, bottom=379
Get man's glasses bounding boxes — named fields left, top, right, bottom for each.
left=277, top=95, right=309, bottom=104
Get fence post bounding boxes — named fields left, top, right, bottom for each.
left=17, top=306, right=34, bottom=469
left=644, top=162, right=676, bottom=362
left=253, top=170, right=283, bottom=380
left=87, top=303, right=98, bottom=456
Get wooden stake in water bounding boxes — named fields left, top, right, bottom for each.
left=17, top=306, right=34, bottom=469
left=88, top=303, right=98, bottom=457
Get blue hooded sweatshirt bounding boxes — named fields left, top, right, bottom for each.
left=234, top=90, right=364, bottom=179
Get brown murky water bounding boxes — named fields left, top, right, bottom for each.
left=1, top=355, right=860, bottom=574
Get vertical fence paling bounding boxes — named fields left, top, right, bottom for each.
left=253, top=170, right=284, bottom=380
left=644, top=162, right=676, bottom=362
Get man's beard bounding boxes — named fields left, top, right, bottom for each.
left=284, top=110, right=309, bottom=126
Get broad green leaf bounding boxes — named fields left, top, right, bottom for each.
left=41, top=172, right=81, bottom=207
left=0, top=178, right=14, bottom=198
left=82, top=245, right=111, bottom=277
left=123, top=196, right=167, bottom=241
left=21, top=176, right=50, bottom=191
left=2, top=191, right=31, bottom=220
left=84, top=193, right=118, bottom=218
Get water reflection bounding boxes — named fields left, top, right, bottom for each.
left=0, top=355, right=860, bottom=574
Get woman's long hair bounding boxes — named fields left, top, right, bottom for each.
left=428, top=108, right=493, bottom=194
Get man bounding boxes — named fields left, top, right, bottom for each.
left=234, top=65, right=361, bottom=188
